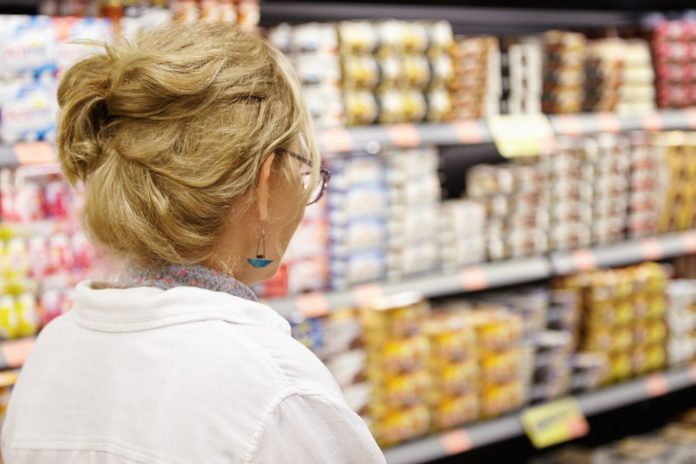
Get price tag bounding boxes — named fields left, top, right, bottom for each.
left=640, top=238, right=664, bottom=261
left=296, top=293, right=330, bottom=318
left=640, top=113, right=663, bottom=132
left=683, top=232, right=696, bottom=254
left=352, top=284, right=383, bottom=308
left=0, top=338, right=35, bottom=369
left=571, top=250, right=598, bottom=272
left=521, top=397, right=589, bottom=449
left=645, top=374, right=669, bottom=397
left=596, top=113, right=621, bottom=133
left=319, top=128, right=354, bottom=153
left=387, top=124, right=421, bottom=148
left=440, top=429, right=472, bottom=455
left=14, top=142, right=55, bottom=166
left=460, top=267, right=488, bottom=292
left=452, top=120, right=485, bottom=144
left=685, top=108, right=696, bottom=130
left=0, top=370, right=18, bottom=388
left=487, top=114, right=555, bottom=158
left=553, top=115, right=583, bottom=136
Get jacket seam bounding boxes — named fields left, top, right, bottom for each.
left=241, top=389, right=347, bottom=464
left=7, top=439, right=186, bottom=464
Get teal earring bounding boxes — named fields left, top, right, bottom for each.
left=247, top=224, right=273, bottom=269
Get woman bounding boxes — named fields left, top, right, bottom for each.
left=2, top=23, right=385, bottom=464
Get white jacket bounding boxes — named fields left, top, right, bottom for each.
left=1, top=282, right=386, bottom=464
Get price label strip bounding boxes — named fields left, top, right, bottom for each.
left=487, top=114, right=555, bottom=158
left=318, top=128, right=354, bottom=153
left=296, top=292, right=330, bottom=318
left=387, top=124, right=421, bottom=148
left=14, top=142, right=55, bottom=166
left=439, top=429, right=472, bottom=455
left=0, top=338, right=35, bottom=369
left=352, top=284, right=383, bottom=308
left=571, top=249, right=598, bottom=272
left=521, top=397, right=589, bottom=449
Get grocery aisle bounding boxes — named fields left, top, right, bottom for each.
left=1, top=0, right=696, bottom=463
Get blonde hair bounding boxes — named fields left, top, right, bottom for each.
left=57, top=23, right=319, bottom=266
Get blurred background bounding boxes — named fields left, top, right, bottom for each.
left=2, top=1, right=696, bottom=463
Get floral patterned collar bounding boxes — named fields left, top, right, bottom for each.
left=123, top=263, right=258, bottom=302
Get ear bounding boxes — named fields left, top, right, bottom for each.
left=256, top=153, right=275, bottom=221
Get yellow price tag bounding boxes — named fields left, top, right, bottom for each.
left=521, top=397, right=589, bottom=449
left=487, top=114, right=555, bottom=158
left=0, top=370, right=19, bottom=388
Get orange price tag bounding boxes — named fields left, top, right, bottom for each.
left=387, top=124, right=421, bottom=148
left=645, top=374, right=669, bottom=397
left=352, top=283, right=383, bottom=308
left=640, top=113, right=663, bottom=132
left=319, top=128, right=354, bottom=153
left=596, top=113, right=621, bottom=133
left=640, top=238, right=664, bottom=261
left=569, top=417, right=589, bottom=439
left=1, top=338, right=35, bottom=368
left=683, top=232, right=696, bottom=254
left=572, top=250, right=597, bottom=272
left=296, top=293, right=330, bottom=318
left=553, top=115, right=583, bottom=136
left=685, top=109, right=696, bottom=130
left=13, top=142, right=55, bottom=166
left=440, top=429, right=472, bottom=455
left=460, top=267, right=488, bottom=292
left=452, top=120, right=485, bottom=144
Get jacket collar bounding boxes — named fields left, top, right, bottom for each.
left=70, top=281, right=290, bottom=334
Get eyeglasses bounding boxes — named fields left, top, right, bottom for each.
left=277, top=148, right=331, bottom=205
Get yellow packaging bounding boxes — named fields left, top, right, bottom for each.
left=378, top=337, right=429, bottom=374
left=473, top=308, right=523, bottom=352
left=481, top=349, right=522, bottom=385
left=431, top=359, right=479, bottom=396
left=431, top=393, right=479, bottom=431
left=373, top=404, right=430, bottom=447
left=480, top=380, right=524, bottom=418
left=370, top=370, right=430, bottom=410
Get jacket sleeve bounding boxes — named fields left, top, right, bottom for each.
left=248, top=391, right=386, bottom=464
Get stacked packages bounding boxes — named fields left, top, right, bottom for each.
left=656, top=131, right=696, bottom=232
left=653, top=19, right=696, bottom=109
left=666, top=279, right=696, bottom=367
left=555, top=263, right=669, bottom=384
left=542, top=31, right=587, bottom=114
left=384, top=147, right=441, bottom=280
left=0, top=15, right=113, bottom=143
left=327, top=154, right=389, bottom=289
left=450, top=36, right=501, bottom=119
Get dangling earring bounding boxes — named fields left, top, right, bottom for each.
left=247, top=222, right=273, bottom=268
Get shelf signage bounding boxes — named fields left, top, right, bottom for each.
left=487, top=114, right=555, bottom=158
left=521, top=397, right=589, bottom=448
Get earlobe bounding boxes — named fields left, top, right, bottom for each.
left=257, top=153, right=275, bottom=221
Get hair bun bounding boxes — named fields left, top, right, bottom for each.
left=57, top=52, right=112, bottom=183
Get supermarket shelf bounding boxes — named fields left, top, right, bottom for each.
left=383, top=365, right=696, bottom=464
left=1, top=110, right=695, bottom=163
left=550, top=109, right=696, bottom=137
left=0, top=337, right=35, bottom=371
left=260, top=3, right=641, bottom=33
left=265, top=256, right=552, bottom=318
left=550, top=230, right=696, bottom=276
left=316, top=109, right=696, bottom=154
left=266, top=230, right=696, bottom=318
